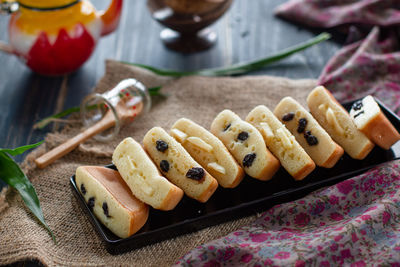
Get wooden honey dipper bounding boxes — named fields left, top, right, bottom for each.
left=35, top=79, right=150, bottom=169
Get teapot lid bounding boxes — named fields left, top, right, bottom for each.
left=18, top=0, right=79, bottom=10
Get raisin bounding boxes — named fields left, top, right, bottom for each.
left=102, top=202, right=111, bottom=218
left=243, top=153, right=256, bottom=168
left=88, top=197, right=95, bottom=212
left=282, top=112, right=295, bottom=121
left=237, top=131, right=249, bottom=141
left=354, top=111, right=364, bottom=118
left=352, top=100, right=363, bottom=111
left=223, top=123, right=231, bottom=132
left=80, top=183, right=87, bottom=195
left=304, top=130, right=318, bottom=146
left=186, top=167, right=205, bottom=181
left=156, top=140, right=168, bottom=152
left=297, top=118, right=307, bottom=133
left=160, top=160, right=170, bottom=172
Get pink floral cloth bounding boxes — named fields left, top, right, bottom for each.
left=275, top=0, right=400, bottom=111
left=175, top=1, right=400, bottom=266
left=175, top=161, right=400, bottom=266
left=319, top=27, right=400, bottom=113
left=275, top=0, right=400, bottom=30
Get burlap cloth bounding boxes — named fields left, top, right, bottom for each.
left=0, top=60, right=317, bottom=266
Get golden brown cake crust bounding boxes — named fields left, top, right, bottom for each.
left=274, top=97, right=343, bottom=169
left=112, top=137, right=184, bottom=211
left=143, top=127, right=218, bottom=203
left=256, top=156, right=281, bottom=181
left=171, top=118, right=245, bottom=188
left=320, top=144, right=344, bottom=168
left=292, top=161, right=316, bottom=181
left=356, top=142, right=375, bottom=160
left=307, top=86, right=374, bottom=160
left=197, top=178, right=219, bottom=203
left=84, top=166, right=148, bottom=213
left=229, top=167, right=245, bottom=188
left=130, top=208, right=150, bottom=236
left=361, top=112, right=400, bottom=150
left=210, top=109, right=280, bottom=181
left=159, top=185, right=185, bottom=210
left=78, top=166, right=149, bottom=238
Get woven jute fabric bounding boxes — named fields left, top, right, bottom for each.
left=0, top=60, right=317, bottom=266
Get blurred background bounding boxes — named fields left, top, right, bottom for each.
left=0, top=0, right=340, bottom=158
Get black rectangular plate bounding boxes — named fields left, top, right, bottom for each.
left=70, top=98, right=400, bottom=254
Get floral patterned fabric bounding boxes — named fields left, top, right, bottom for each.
left=274, top=0, right=400, bottom=30
left=275, top=0, right=400, bottom=111
left=175, top=1, right=400, bottom=266
left=319, top=27, right=400, bottom=114
left=175, top=161, right=400, bottom=266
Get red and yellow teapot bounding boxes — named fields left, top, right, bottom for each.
left=0, top=0, right=123, bottom=75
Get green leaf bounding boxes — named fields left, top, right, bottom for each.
left=0, top=141, right=43, bottom=156
left=149, top=86, right=162, bottom=96
left=122, top=32, right=331, bottom=77
left=123, top=63, right=197, bottom=77
left=33, top=106, right=81, bottom=130
left=0, top=151, right=56, bottom=243
left=33, top=86, right=163, bottom=130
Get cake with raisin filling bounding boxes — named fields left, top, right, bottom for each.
left=274, top=97, right=344, bottom=168
left=307, top=86, right=374, bottom=160
left=246, top=105, right=315, bottom=180
left=349, top=95, right=400, bottom=150
left=171, top=118, right=245, bottom=188
left=210, top=109, right=280, bottom=181
left=75, top=166, right=149, bottom=238
left=113, top=137, right=184, bottom=211
left=143, top=127, right=218, bottom=203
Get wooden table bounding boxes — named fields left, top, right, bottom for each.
left=0, top=0, right=340, bottom=265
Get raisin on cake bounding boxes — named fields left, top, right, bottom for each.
left=143, top=127, right=218, bottom=203
left=307, top=86, right=374, bottom=160
left=113, top=137, right=184, bottom=211
left=247, top=105, right=316, bottom=180
left=274, top=97, right=344, bottom=168
left=350, top=95, right=400, bottom=150
left=171, top=118, right=245, bottom=188
left=210, top=109, right=280, bottom=181
left=76, top=166, right=149, bottom=238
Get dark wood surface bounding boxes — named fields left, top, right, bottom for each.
left=0, top=0, right=340, bottom=153
left=0, top=0, right=340, bottom=264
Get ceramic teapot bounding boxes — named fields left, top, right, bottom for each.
left=0, top=0, right=123, bottom=75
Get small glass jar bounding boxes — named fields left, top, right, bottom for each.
left=80, top=78, right=151, bottom=141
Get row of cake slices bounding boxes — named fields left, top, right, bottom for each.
left=75, top=86, right=400, bottom=238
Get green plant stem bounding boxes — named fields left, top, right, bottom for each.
left=33, top=33, right=330, bottom=130
left=33, top=106, right=81, bottom=129
left=123, top=32, right=331, bottom=77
